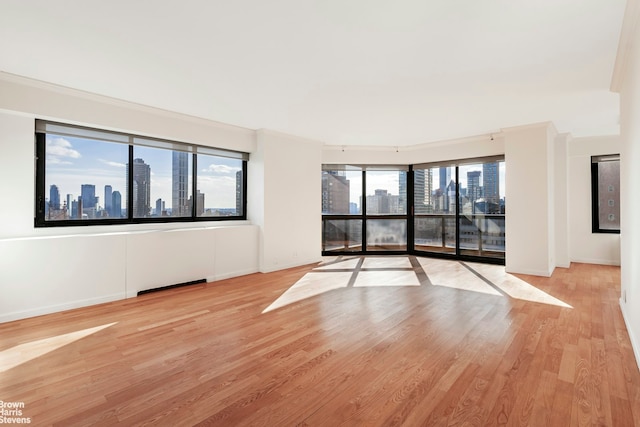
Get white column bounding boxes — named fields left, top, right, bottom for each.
left=249, top=130, right=323, bottom=272
left=503, top=122, right=556, bottom=276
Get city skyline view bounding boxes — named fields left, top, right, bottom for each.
left=343, top=163, right=506, bottom=212
left=45, top=134, right=243, bottom=217
left=322, top=161, right=506, bottom=258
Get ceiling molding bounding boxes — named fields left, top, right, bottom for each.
left=500, top=121, right=555, bottom=134
left=256, top=128, right=324, bottom=146
left=0, top=71, right=254, bottom=135
left=323, top=131, right=503, bottom=153
left=611, top=0, right=640, bottom=93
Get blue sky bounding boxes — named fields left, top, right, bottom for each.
left=46, top=135, right=241, bottom=210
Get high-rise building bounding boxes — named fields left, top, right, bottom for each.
left=104, top=185, right=112, bottom=217
left=129, top=158, right=151, bottom=217
left=80, top=184, right=96, bottom=209
left=483, top=162, right=499, bottom=210
left=414, top=169, right=434, bottom=214
left=196, top=191, right=204, bottom=216
left=413, top=170, right=422, bottom=209
left=80, top=184, right=97, bottom=218
left=155, top=198, right=165, bottom=216
left=467, top=170, right=482, bottom=213
left=112, top=191, right=122, bottom=218
left=367, top=189, right=397, bottom=214
left=399, top=171, right=407, bottom=215
left=446, top=179, right=457, bottom=213
left=322, top=171, right=350, bottom=214
left=78, top=197, right=84, bottom=218
left=71, top=200, right=79, bottom=219
left=439, top=168, right=451, bottom=192
left=66, top=194, right=72, bottom=216
left=49, top=185, right=60, bottom=210
left=172, top=151, right=189, bottom=216
left=188, top=190, right=205, bottom=216
left=425, top=169, right=433, bottom=210
left=438, top=167, right=453, bottom=212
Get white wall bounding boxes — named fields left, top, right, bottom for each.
left=617, top=0, right=640, bottom=370
left=0, top=72, right=255, bottom=154
left=0, top=233, right=126, bottom=322
left=250, top=130, right=323, bottom=272
left=125, top=226, right=259, bottom=296
left=567, top=136, right=621, bottom=265
left=0, top=225, right=258, bottom=323
left=504, top=123, right=555, bottom=276
left=0, top=75, right=262, bottom=322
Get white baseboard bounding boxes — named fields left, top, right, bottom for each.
left=0, top=293, right=126, bottom=324
left=620, top=298, right=640, bottom=373
left=570, top=257, right=621, bottom=266
left=207, top=267, right=260, bottom=282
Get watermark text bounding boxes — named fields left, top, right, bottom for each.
left=0, top=401, right=31, bottom=424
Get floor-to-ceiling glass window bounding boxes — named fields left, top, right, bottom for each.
left=322, top=158, right=505, bottom=263
left=322, top=165, right=407, bottom=253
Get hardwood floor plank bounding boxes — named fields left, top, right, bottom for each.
left=0, top=260, right=638, bottom=426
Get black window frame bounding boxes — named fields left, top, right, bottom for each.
left=321, top=156, right=506, bottom=265
left=591, top=154, right=620, bottom=234
left=35, top=120, right=248, bottom=227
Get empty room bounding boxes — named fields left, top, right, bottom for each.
left=1, top=1, right=639, bottom=425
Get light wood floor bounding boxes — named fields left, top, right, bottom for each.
left=1, top=257, right=638, bottom=426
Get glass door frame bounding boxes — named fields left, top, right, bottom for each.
left=410, top=156, right=505, bottom=265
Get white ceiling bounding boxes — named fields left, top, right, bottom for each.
left=0, top=0, right=627, bottom=146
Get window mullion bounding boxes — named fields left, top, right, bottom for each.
left=192, top=153, right=198, bottom=218
left=127, top=144, right=134, bottom=221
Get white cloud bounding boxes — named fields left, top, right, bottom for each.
left=46, top=157, right=73, bottom=165
left=99, top=159, right=125, bottom=168
left=201, top=164, right=239, bottom=175
left=47, top=137, right=81, bottom=159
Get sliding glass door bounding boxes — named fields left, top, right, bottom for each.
left=413, top=158, right=505, bottom=262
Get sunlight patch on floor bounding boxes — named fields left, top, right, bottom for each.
left=465, top=262, right=573, bottom=308
left=262, top=272, right=352, bottom=313
left=315, top=257, right=361, bottom=270
left=353, top=270, right=420, bottom=287
left=493, top=274, right=572, bottom=308
left=361, top=257, right=413, bottom=269
left=417, top=257, right=502, bottom=296
left=0, top=322, right=117, bottom=373
left=263, top=256, right=573, bottom=313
